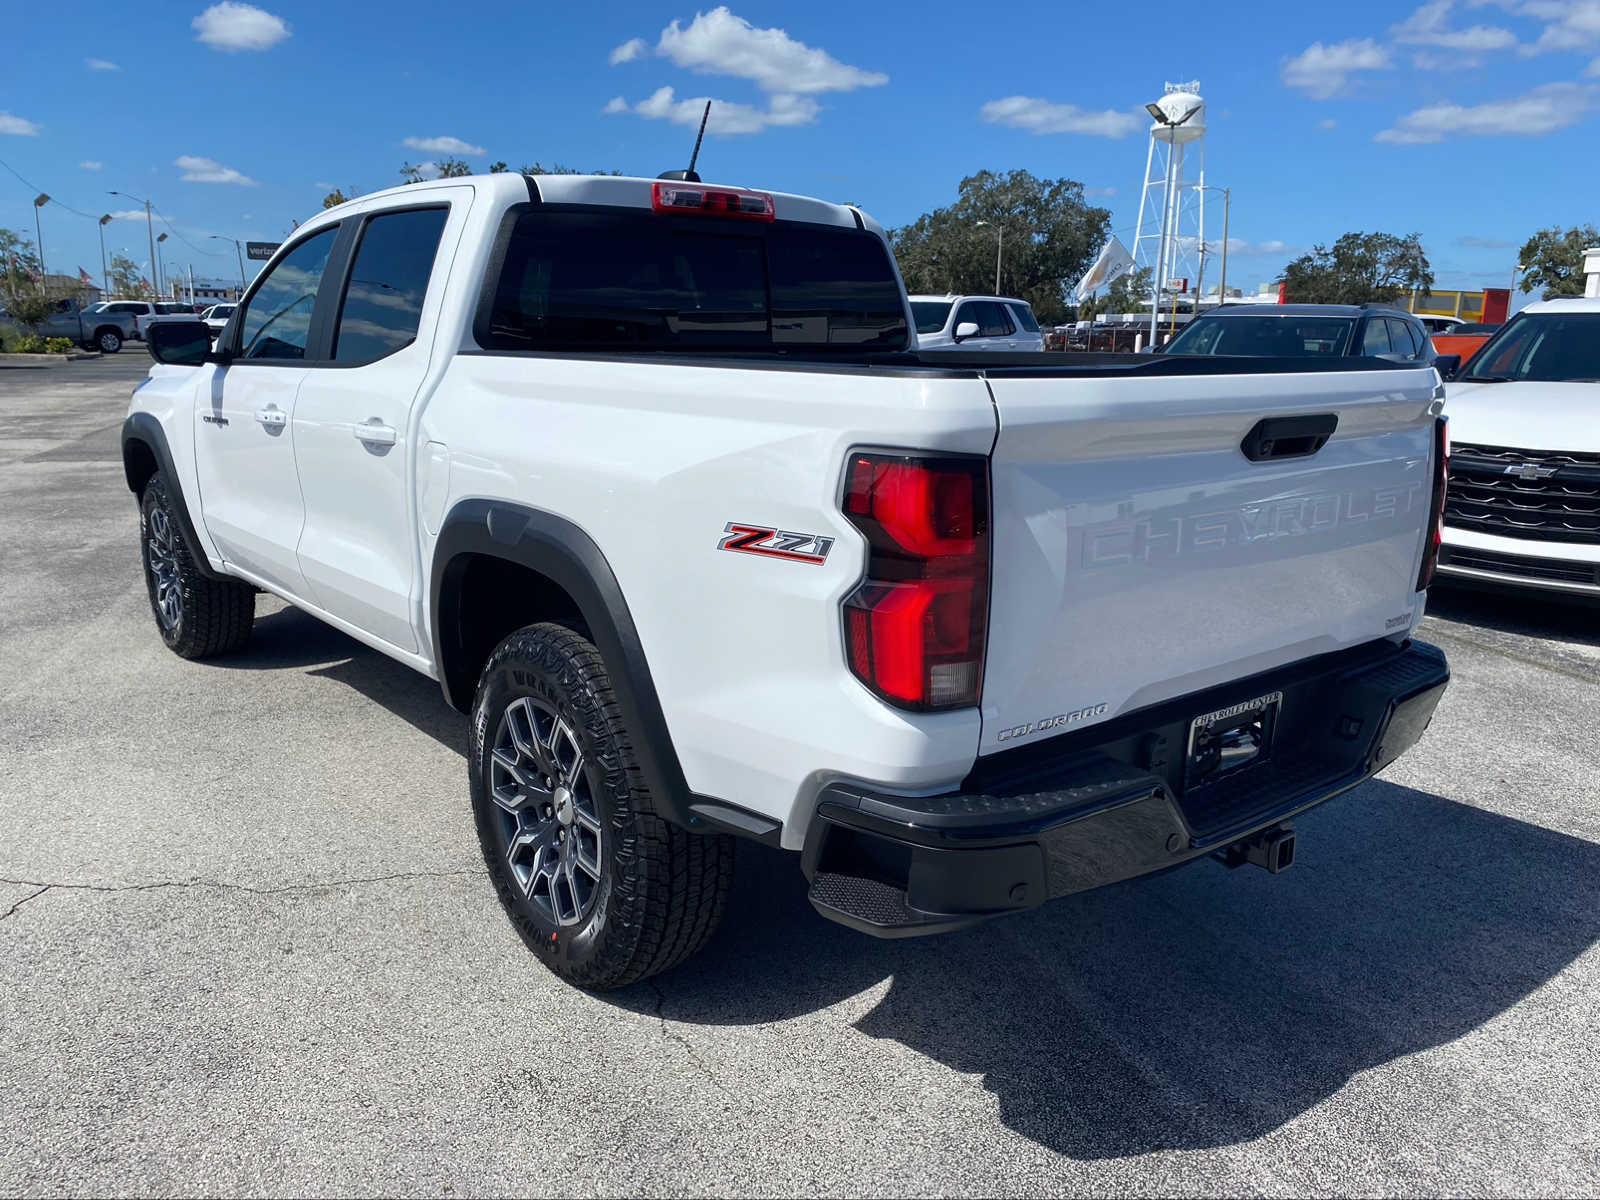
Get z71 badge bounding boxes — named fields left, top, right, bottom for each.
left=718, top=522, right=834, bottom=565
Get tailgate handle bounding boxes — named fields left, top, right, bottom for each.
left=1240, top=414, right=1338, bottom=462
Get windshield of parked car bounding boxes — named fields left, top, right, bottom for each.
left=85, top=302, right=108, bottom=313
left=1165, top=314, right=1355, bottom=357
left=1461, top=312, right=1600, bottom=382
left=910, top=301, right=954, bottom=334
left=483, top=209, right=910, bottom=354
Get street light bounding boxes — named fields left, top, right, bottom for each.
left=156, top=233, right=169, bottom=299
left=1511, top=262, right=1526, bottom=296
left=209, top=235, right=247, bottom=295
left=108, top=191, right=159, bottom=301
left=1145, top=99, right=1203, bottom=344
left=32, top=194, right=50, bottom=283
left=97, top=215, right=112, bottom=297
left=975, top=220, right=1004, bottom=294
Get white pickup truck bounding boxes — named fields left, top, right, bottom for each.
left=124, top=172, right=1450, bottom=989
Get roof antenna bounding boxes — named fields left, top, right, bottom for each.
left=658, top=101, right=710, bottom=182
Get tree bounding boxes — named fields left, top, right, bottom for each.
left=108, top=253, right=145, bottom=298
left=888, top=170, right=1111, bottom=324
left=1280, top=232, right=1432, bottom=305
left=488, top=161, right=509, bottom=174
left=321, top=189, right=348, bottom=209
left=435, top=156, right=473, bottom=178
left=1, top=228, right=43, bottom=297
left=1517, top=225, right=1599, bottom=298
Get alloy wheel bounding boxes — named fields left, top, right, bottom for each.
left=146, top=507, right=182, bottom=631
left=489, top=696, right=604, bottom=926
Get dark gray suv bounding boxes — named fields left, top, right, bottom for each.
left=1163, top=303, right=1453, bottom=372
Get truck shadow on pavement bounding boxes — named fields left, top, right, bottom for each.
left=220, top=606, right=1599, bottom=1160
left=612, top=783, right=1600, bottom=1160
left=1426, top=584, right=1600, bottom=647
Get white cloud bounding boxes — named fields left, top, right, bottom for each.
left=0, top=112, right=41, bottom=136
left=80, top=160, right=103, bottom=170
left=1413, top=49, right=1490, bottom=68
left=313, top=180, right=335, bottom=189
left=192, top=3, right=290, bottom=51
left=1084, top=186, right=1117, bottom=197
left=1318, top=117, right=1339, bottom=128
left=979, top=96, right=1142, bottom=138
left=175, top=154, right=259, bottom=185
left=1392, top=0, right=1518, bottom=49
left=609, top=37, right=647, bottom=65
left=607, top=86, right=818, bottom=134
left=1281, top=39, right=1393, bottom=98
left=1458, top=234, right=1517, bottom=247
left=107, top=210, right=150, bottom=221
left=1590, top=54, right=1600, bottom=74
left=402, top=135, right=485, bottom=156
left=1522, top=0, right=1600, bottom=53
left=85, top=57, right=120, bottom=70
left=1226, top=238, right=1298, bottom=257
left=409, top=161, right=443, bottom=180
left=1375, top=81, right=1596, bottom=142
left=630, top=6, right=885, bottom=93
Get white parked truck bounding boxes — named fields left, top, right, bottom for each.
left=124, top=173, right=1450, bottom=989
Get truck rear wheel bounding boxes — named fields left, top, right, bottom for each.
left=95, top=327, right=122, bottom=353
left=139, top=472, right=255, bottom=659
left=470, top=622, right=733, bottom=990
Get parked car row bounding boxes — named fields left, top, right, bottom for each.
left=911, top=293, right=1044, bottom=351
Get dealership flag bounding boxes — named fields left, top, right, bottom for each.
left=1074, top=237, right=1134, bottom=302
left=78, top=267, right=93, bottom=286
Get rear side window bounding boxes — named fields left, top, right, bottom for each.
left=1360, top=319, right=1393, bottom=356
left=975, top=301, right=1014, bottom=338
left=1010, top=304, right=1039, bottom=333
left=910, top=300, right=952, bottom=334
left=332, top=207, right=449, bottom=363
left=480, top=208, right=908, bottom=353
left=1388, top=319, right=1421, bottom=358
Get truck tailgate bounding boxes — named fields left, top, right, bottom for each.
left=980, top=365, right=1440, bottom=755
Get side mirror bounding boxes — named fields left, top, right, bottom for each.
left=953, top=321, right=979, bottom=342
left=146, top=320, right=213, bottom=367
left=1434, top=353, right=1461, bottom=380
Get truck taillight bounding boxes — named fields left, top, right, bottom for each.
left=1417, top=416, right=1449, bottom=591
left=651, top=181, right=775, bottom=222
left=840, top=452, right=989, bottom=711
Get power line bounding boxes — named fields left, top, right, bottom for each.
left=150, top=204, right=225, bottom=258
left=0, top=154, right=103, bottom=220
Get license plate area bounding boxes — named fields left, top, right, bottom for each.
left=1186, top=691, right=1283, bottom=790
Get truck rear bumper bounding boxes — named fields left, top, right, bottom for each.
left=802, top=638, right=1449, bottom=937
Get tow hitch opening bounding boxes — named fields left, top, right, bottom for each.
left=1214, top=826, right=1296, bottom=874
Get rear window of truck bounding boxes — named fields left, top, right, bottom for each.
left=479, top=207, right=909, bottom=354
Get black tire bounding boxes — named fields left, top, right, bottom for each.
left=470, top=622, right=733, bottom=990
left=139, top=472, right=255, bottom=659
left=94, top=327, right=122, bottom=354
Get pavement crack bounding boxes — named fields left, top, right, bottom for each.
left=649, top=980, right=729, bottom=1094
left=1422, top=626, right=1599, bottom=687
left=0, top=868, right=484, bottom=902
left=1, top=886, right=52, bottom=923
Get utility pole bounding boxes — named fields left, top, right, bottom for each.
left=975, top=221, right=1004, bottom=293
left=156, top=232, right=168, bottom=299
left=210, top=236, right=247, bottom=294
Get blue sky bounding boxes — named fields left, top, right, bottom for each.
left=5, top=0, right=1598, bottom=299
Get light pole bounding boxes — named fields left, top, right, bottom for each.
left=209, top=235, right=247, bottom=295
left=108, top=190, right=159, bottom=300
left=976, top=221, right=1004, bottom=293
left=1193, top=185, right=1231, bottom=309
left=1510, top=263, right=1525, bottom=296
left=156, top=232, right=169, bottom=299
left=1144, top=99, right=1202, bottom=344
left=97, top=214, right=112, bottom=297
left=32, top=194, right=50, bottom=284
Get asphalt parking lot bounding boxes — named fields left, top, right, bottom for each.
left=2, top=351, right=1597, bottom=1196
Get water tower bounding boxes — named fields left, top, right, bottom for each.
left=1131, top=81, right=1208, bottom=338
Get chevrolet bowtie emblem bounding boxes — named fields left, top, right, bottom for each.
left=1505, top=463, right=1558, bottom=481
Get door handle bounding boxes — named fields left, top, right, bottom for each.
left=255, top=406, right=286, bottom=429
left=353, top=420, right=397, bottom=447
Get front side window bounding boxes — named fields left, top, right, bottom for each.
left=481, top=208, right=908, bottom=353
left=1463, top=312, right=1600, bottom=382
left=237, top=227, right=338, bottom=360
left=332, top=207, right=448, bottom=363
left=911, top=300, right=953, bottom=334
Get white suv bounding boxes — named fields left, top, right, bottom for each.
left=911, top=294, right=1044, bottom=351
left=1438, top=298, right=1600, bottom=599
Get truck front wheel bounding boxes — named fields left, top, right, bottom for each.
left=139, top=472, right=254, bottom=658
left=470, top=622, right=733, bottom=990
